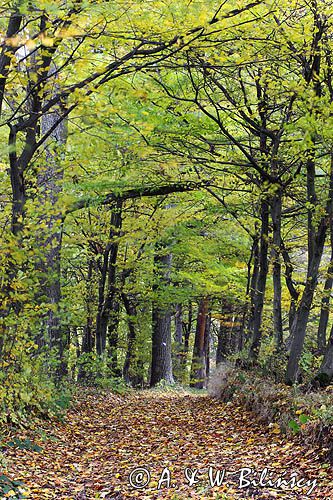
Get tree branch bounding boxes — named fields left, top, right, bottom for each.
left=66, top=181, right=206, bottom=215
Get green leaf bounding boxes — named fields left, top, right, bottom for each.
left=288, top=420, right=300, bottom=433
left=298, top=414, right=309, bottom=424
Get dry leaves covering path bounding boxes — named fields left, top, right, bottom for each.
left=5, top=390, right=333, bottom=499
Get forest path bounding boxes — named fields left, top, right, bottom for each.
left=7, top=390, right=332, bottom=499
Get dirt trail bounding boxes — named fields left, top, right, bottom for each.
left=6, top=390, right=333, bottom=499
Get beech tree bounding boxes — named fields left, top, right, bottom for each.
left=190, top=297, right=209, bottom=388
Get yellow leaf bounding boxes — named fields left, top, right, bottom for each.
left=40, top=36, right=54, bottom=47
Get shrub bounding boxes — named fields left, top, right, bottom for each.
left=209, top=363, right=333, bottom=462
left=0, top=358, right=72, bottom=424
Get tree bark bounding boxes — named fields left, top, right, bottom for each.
left=271, top=190, right=283, bottom=349
left=175, top=304, right=183, bottom=345
left=216, top=302, right=231, bottom=365
left=314, top=324, right=333, bottom=386
left=122, top=293, right=138, bottom=384
left=246, top=231, right=260, bottom=337
left=36, top=84, right=68, bottom=377
left=239, top=233, right=258, bottom=349
left=190, top=297, right=209, bottom=389
left=249, top=198, right=269, bottom=361
left=150, top=251, right=174, bottom=386
left=82, top=258, right=95, bottom=353
left=286, top=152, right=333, bottom=384
left=205, top=312, right=211, bottom=380
left=107, top=298, right=120, bottom=374
left=173, top=304, right=184, bottom=380
left=0, top=11, right=22, bottom=118
left=179, top=301, right=192, bottom=374
left=317, top=222, right=333, bottom=353
left=286, top=219, right=330, bottom=384
left=280, top=240, right=299, bottom=346
left=95, top=200, right=122, bottom=355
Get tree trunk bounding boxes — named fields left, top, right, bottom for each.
left=36, top=90, right=68, bottom=377
left=314, top=324, right=333, bottom=386
left=249, top=199, right=269, bottom=361
left=246, top=231, right=260, bottom=337
left=173, top=304, right=183, bottom=380
left=150, top=251, right=174, bottom=386
left=95, top=200, right=122, bottom=355
left=271, top=190, right=283, bottom=349
left=281, top=240, right=299, bottom=348
left=286, top=154, right=333, bottom=384
left=205, top=312, right=211, bottom=380
left=151, top=306, right=173, bottom=386
left=286, top=221, right=328, bottom=384
left=107, top=298, right=120, bottom=374
left=180, top=301, right=192, bottom=372
left=216, top=302, right=231, bottom=365
left=122, top=293, right=138, bottom=384
left=175, top=304, right=183, bottom=345
left=317, top=274, right=333, bottom=354
left=0, top=11, right=22, bottom=118
left=82, top=259, right=95, bottom=352
left=317, top=222, right=333, bottom=353
left=190, top=297, right=209, bottom=389
left=239, top=234, right=258, bottom=349
left=307, top=156, right=317, bottom=275
left=77, top=258, right=95, bottom=381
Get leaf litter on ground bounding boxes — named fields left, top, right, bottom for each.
left=3, top=389, right=333, bottom=499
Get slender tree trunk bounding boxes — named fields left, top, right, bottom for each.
left=82, top=259, right=95, bottom=352
left=281, top=240, right=299, bottom=348
left=175, top=301, right=192, bottom=382
left=317, top=223, right=333, bottom=353
left=246, top=231, right=260, bottom=337
left=107, top=298, right=120, bottom=374
left=314, top=324, right=333, bottom=386
left=173, top=304, right=183, bottom=380
left=229, top=311, right=240, bottom=354
left=175, top=304, right=183, bottom=346
left=36, top=90, right=68, bottom=377
left=248, top=74, right=270, bottom=360
left=0, top=11, right=22, bottom=118
left=286, top=156, right=333, bottom=384
left=78, top=258, right=95, bottom=381
left=180, top=301, right=192, bottom=372
left=216, top=328, right=228, bottom=365
left=205, top=312, right=211, bottom=380
left=317, top=275, right=333, bottom=354
left=95, top=199, right=122, bottom=355
left=307, top=156, right=317, bottom=275
left=95, top=250, right=108, bottom=354
left=122, top=293, right=137, bottom=384
left=271, top=190, right=283, bottom=349
left=239, top=234, right=258, bottom=349
left=216, top=302, right=230, bottom=365
left=190, top=297, right=208, bottom=389
left=249, top=198, right=269, bottom=361
left=150, top=251, right=174, bottom=386
left=286, top=221, right=329, bottom=384
left=9, top=127, right=26, bottom=236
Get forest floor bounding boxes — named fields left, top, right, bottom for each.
left=4, top=389, right=333, bottom=499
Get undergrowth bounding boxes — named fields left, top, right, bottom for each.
left=208, top=362, right=333, bottom=462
